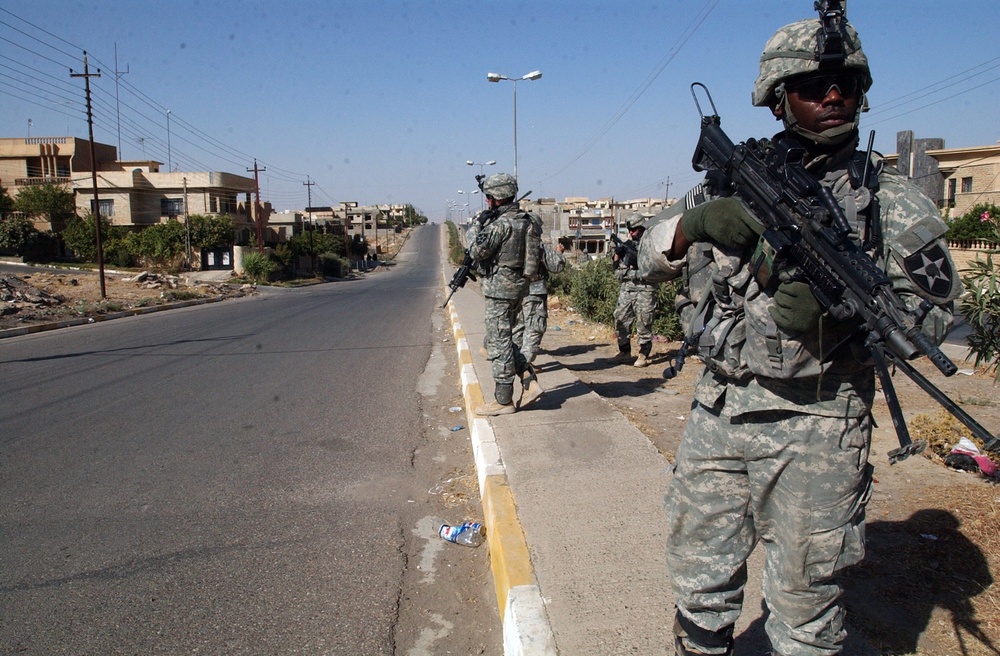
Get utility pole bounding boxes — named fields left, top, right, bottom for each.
left=183, top=177, right=191, bottom=268
left=303, top=176, right=314, bottom=226
left=664, top=176, right=671, bottom=203
left=71, top=51, right=106, bottom=299
left=113, top=43, right=129, bottom=156
left=247, top=159, right=265, bottom=250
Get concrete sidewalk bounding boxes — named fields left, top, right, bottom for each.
left=443, top=278, right=793, bottom=655
left=440, top=290, right=981, bottom=655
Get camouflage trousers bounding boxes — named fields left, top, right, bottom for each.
left=614, top=282, right=656, bottom=346
left=665, top=401, right=873, bottom=656
left=484, top=295, right=528, bottom=388
left=512, top=292, right=547, bottom=363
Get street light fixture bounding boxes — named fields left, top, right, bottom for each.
left=457, top=189, right=480, bottom=216
left=466, top=160, right=495, bottom=211
left=487, top=70, right=541, bottom=182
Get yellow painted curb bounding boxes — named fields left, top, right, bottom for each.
left=482, top=474, right=535, bottom=617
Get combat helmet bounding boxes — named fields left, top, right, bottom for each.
left=625, top=212, right=645, bottom=230
left=752, top=18, right=872, bottom=109
left=480, top=173, right=518, bottom=201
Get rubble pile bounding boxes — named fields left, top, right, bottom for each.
left=1, top=274, right=63, bottom=315
left=0, top=270, right=255, bottom=331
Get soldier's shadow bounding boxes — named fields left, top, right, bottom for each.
left=840, top=508, right=997, bottom=655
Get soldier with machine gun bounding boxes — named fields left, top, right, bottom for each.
left=637, top=3, right=968, bottom=655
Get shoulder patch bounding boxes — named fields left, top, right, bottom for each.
left=902, top=243, right=955, bottom=299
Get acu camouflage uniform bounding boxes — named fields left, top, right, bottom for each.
left=638, top=17, right=961, bottom=656
left=513, top=215, right=566, bottom=363
left=466, top=203, right=537, bottom=403
left=613, top=226, right=658, bottom=354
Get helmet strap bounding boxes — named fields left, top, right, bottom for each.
left=779, top=90, right=863, bottom=148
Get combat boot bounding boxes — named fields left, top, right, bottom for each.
left=519, top=365, right=545, bottom=408
left=634, top=342, right=652, bottom=368
left=610, top=343, right=633, bottom=364
left=474, top=401, right=516, bottom=416
left=475, top=382, right=516, bottom=416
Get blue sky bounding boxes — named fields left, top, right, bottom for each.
left=2, top=1, right=999, bottom=221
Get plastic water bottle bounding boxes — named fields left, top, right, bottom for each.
left=438, top=521, right=486, bottom=547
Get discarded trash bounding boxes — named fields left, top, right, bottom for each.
left=551, top=325, right=561, bottom=331
left=448, top=406, right=463, bottom=413
left=439, top=521, right=486, bottom=547
left=450, top=425, right=464, bottom=432
left=947, top=437, right=999, bottom=477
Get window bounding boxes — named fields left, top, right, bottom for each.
left=90, top=198, right=114, bottom=217
left=947, top=178, right=956, bottom=207
left=961, top=177, right=973, bottom=193
left=217, top=195, right=237, bottom=214
left=161, top=198, right=184, bottom=216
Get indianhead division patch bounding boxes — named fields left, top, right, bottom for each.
left=902, top=243, right=955, bottom=300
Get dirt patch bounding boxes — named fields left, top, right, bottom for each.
left=0, top=269, right=254, bottom=331
left=542, top=295, right=1000, bottom=655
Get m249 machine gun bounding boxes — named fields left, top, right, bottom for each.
left=687, top=82, right=997, bottom=463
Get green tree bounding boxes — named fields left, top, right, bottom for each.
left=349, top=233, right=369, bottom=259
left=128, top=220, right=187, bottom=267
left=61, top=212, right=113, bottom=261
left=13, top=183, right=76, bottom=228
left=188, top=214, right=235, bottom=249
left=0, top=186, right=14, bottom=218
left=0, top=215, right=40, bottom=255
left=402, top=204, right=428, bottom=226
left=946, top=203, right=1000, bottom=243
left=959, top=210, right=1000, bottom=381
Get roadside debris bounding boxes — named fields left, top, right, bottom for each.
left=438, top=521, right=486, bottom=547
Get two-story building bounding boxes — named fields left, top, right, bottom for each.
left=887, top=131, right=1000, bottom=217
left=0, top=136, right=259, bottom=240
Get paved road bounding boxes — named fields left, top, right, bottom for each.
left=0, top=225, right=502, bottom=655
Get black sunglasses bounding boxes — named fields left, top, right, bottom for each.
left=785, top=72, right=861, bottom=101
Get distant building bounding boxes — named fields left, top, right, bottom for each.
left=0, top=136, right=259, bottom=241
left=523, top=196, right=675, bottom=255
left=886, top=131, right=1000, bottom=217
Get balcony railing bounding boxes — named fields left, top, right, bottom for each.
left=14, top=177, right=71, bottom=187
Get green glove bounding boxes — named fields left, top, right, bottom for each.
left=680, top=197, right=762, bottom=249
left=768, top=280, right=823, bottom=333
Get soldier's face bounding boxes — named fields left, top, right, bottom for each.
left=773, top=72, right=861, bottom=135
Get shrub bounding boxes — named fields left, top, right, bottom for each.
left=559, top=257, right=683, bottom=341
left=241, top=250, right=275, bottom=282
left=62, top=213, right=113, bottom=261
left=959, top=211, right=1000, bottom=381
left=318, top=252, right=349, bottom=278
left=0, top=215, right=40, bottom=255
left=567, top=258, right=620, bottom=326
left=946, top=203, right=1000, bottom=244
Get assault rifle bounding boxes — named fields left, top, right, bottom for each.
left=441, top=189, right=532, bottom=308
left=442, top=250, right=477, bottom=308
left=688, top=82, right=997, bottom=462
left=610, top=233, right=639, bottom=269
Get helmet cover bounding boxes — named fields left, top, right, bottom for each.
left=481, top=173, right=518, bottom=201
left=752, top=18, right=871, bottom=108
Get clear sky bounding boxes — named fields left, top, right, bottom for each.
left=2, top=1, right=999, bottom=221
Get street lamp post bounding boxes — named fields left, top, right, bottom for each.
left=465, top=160, right=495, bottom=211
left=487, top=70, right=541, bottom=182
left=457, top=189, right=479, bottom=218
